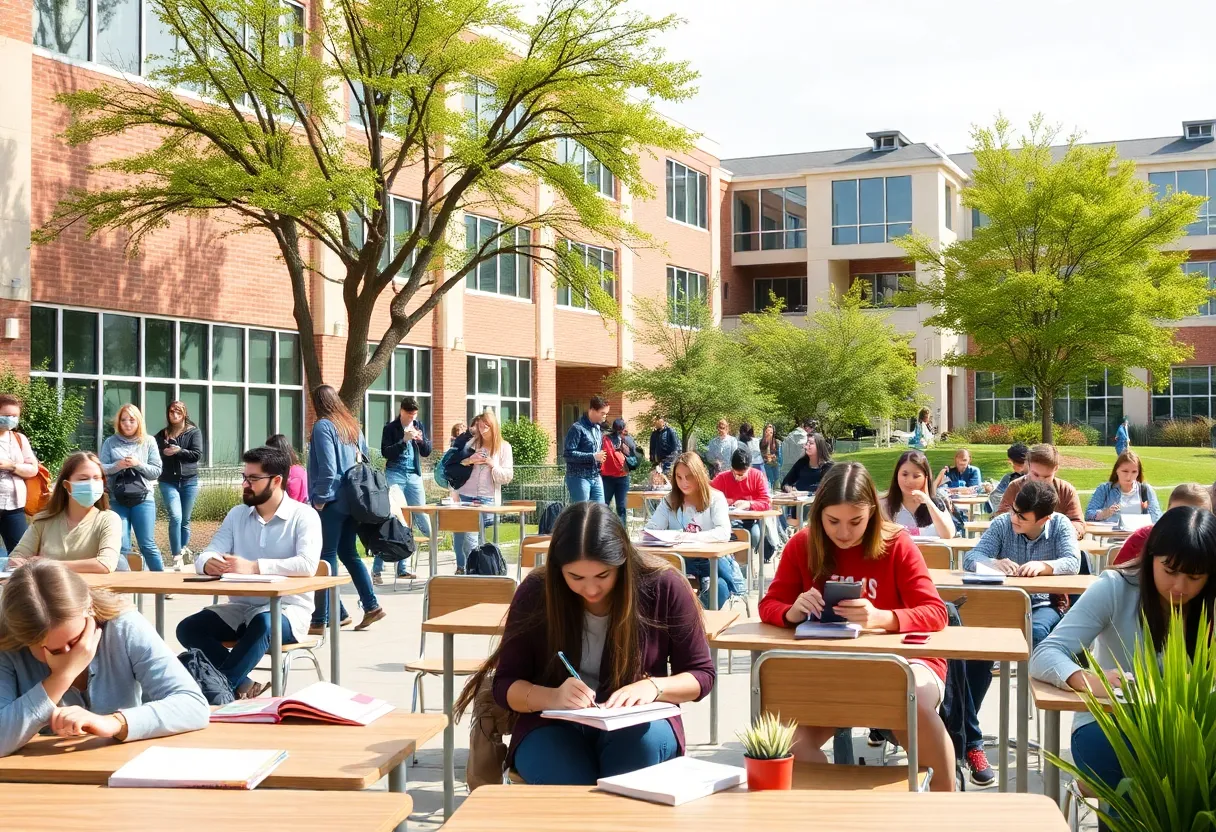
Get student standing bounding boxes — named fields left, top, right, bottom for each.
left=934, top=448, right=981, bottom=492
left=647, top=416, right=680, bottom=475
left=995, top=444, right=1086, bottom=537
left=307, top=385, right=384, bottom=633
left=563, top=396, right=608, bottom=504
left=450, top=422, right=467, bottom=448
left=1085, top=451, right=1162, bottom=523
left=780, top=433, right=834, bottom=495
left=986, top=442, right=1029, bottom=513
left=454, top=501, right=715, bottom=784
left=177, top=446, right=321, bottom=700
left=758, top=462, right=955, bottom=791
left=100, top=404, right=164, bottom=572
left=375, top=397, right=433, bottom=583
left=1031, top=506, right=1216, bottom=795
left=0, top=394, right=37, bottom=553
left=154, top=401, right=203, bottom=568
left=646, top=452, right=743, bottom=609
left=881, top=450, right=957, bottom=539
left=453, top=410, right=514, bottom=575
left=601, top=419, right=635, bottom=527
left=705, top=419, right=738, bottom=478
left=712, top=448, right=774, bottom=563
left=778, top=420, right=810, bottom=482
left=0, top=559, right=209, bottom=757
left=738, top=423, right=763, bottom=471
left=759, top=423, right=781, bottom=491
left=266, top=434, right=308, bottom=504
left=1114, top=415, right=1131, bottom=457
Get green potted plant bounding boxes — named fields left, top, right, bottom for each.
left=1051, top=608, right=1216, bottom=830
left=737, top=711, right=797, bottom=791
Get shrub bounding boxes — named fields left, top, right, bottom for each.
left=191, top=485, right=242, bottom=522
left=0, top=366, right=83, bottom=470
left=1157, top=417, right=1216, bottom=447
left=1073, top=423, right=1101, bottom=446
left=501, top=417, right=550, bottom=465
left=960, top=422, right=1014, bottom=445
left=1055, top=425, right=1087, bottom=446
left=1008, top=421, right=1043, bottom=445
left=960, top=420, right=1095, bottom=446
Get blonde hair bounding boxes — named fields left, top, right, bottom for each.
left=1170, top=483, right=1213, bottom=511
left=0, top=560, right=128, bottom=651
left=471, top=409, right=503, bottom=457
left=665, top=452, right=713, bottom=513
left=113, top=403, right=146, bottom=440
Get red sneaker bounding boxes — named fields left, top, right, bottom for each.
left=966, top=747, right=995, bottom=787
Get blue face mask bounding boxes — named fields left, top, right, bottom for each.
left=0, top=416, right=19, bottom=430
left=69, top=480, right=105, bottom=508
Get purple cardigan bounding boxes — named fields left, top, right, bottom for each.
left=492, top=568, right=715, bottom=765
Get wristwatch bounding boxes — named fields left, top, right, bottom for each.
left=113, top=710, right=129, bottom=741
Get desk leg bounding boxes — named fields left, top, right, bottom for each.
left=270, top=596, right=283, bottom=697
left=429, top=524, right=438, bottom=580
left=389, top=760, right=409, bottom=832
left=518, top=513, right=525, bottom=582
left=442, top=633, right=455, bottom=819
left=758, top=549, right=766, bottom=598
left=749, top=650, right=761, bottom=722
left=1017, top=660, right=1029, bottom=792
left=709, top=647, right=719, bottom=745
left=709, top=565, right=719, bottom=611
left=154, top=594, right=165, bottom=638
left=1044, top=709, right=1062, bottom=807
left=998, top=662, right=1010, bottom=792
left=329, top=585, right=341, bottom=685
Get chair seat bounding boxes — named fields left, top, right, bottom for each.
left=791, top=761, right=931, bottom=792
left=404, top=656, right=488, bottom=675
left=221, top=637, right=321, bottom=652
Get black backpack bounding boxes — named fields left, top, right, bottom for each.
left=466, top=542, right=507, bottom=576
left=356, top=516, right=417, bottom=563
left=111, top=468, right=149, bottom=508
left=177, top=648, right=235, bottom=706
left=342, top=453, right=391, bottom=524
left=443, top=434, right=476, bottom=491
left=536, top=502, right=564, bottom=536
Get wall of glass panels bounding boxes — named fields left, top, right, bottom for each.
left=362, top=344, right=433, bottom=442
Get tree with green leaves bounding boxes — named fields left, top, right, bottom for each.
left=736, top=287, right=923, bottom=441
left=0, top=368, right=84, bottom=469
left=34, top=0, right=697, bottom=411
left=608, top=292, right=772, bottom=451
left=898, top=116, right=1210, bottom=443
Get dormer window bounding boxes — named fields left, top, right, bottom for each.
left=866, top=130, right=911, bottom=152
left=876, top=135, right=895, bottom=151
left=1184, top=121, right=1214, bottom=141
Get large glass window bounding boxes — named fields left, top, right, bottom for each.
left=464, top=78, right=524, bottom=137
left=733, top=186, right=807, bottom=251
left=346, top=196, right=419, bottom=280
left=466, top=355, right=532, bottom=424
left=975, top=370, right=1124, bottom=441
left=1153, top=366, right=1215, bottom=420
left=667, top=266, right=707, bottom=327
left=464, top=215, right=532, bottom=299
left=557, top=241, right=615, bottom=311
left=31, top=306, right=304, bottom=460
left=665, top=160, right=708, bottom=229
left=972, top=372, right=1036, bottom=423
left=831, top=176, right=912, bottom=244
left=363, top=345, right=433, bottom=439
left=1149, top=170, right=1216, bottom=236
left=753, top=277, right=806, bottom=313
left=1184, top=261, right=1216, bottom=316
left=557, top=138, right=615, bottom=198
left=852, top=273, right=914, bottom=308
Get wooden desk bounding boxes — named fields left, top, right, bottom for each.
left=85, top=571, right=350, bottom=696
left=0, top=783, right=413, bottom=832
left=408, top=502, right=537, bottom=580
left=626, top=490, right=671, bottom=519
left=1032, top=678, right=1115, bottom=807
left=928, top=568, right=1097, bottom=596
left=950, top=493, right=992, bottom=517
left=772, top=493, right=814, bottom=529
left=442, top=786, right=1070, bottom=831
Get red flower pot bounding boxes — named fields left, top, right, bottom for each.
left=744, top=755, right=794, bottom=791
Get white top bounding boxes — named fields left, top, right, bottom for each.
left=455, top=440, right=515, bottom=503
left=579, top=611, right=610, bottom=690
left=1117, top=487, right=1145, bottom=515
left=0, top=432, right=34, bottom=511
left=195, top=495, right=322, bottom=642
left=645, top=490, right=731, bottom=543
left=893, top=506, right=936, bottom=537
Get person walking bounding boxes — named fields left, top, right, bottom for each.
left=374, top=396, right=433, bottom=584
left=306, top=385, right=384, bottom=634
left=100, top=404, right=165, bottom=572
left=601, top=418, right=636, bottom=526
left=0, top=394, right=38, bottom=553
left=1114, top=415, right=1130, bottom=457
left=452, top=410, right=514, bottom=574
left=563, top=396, right=608, bottom=504
left=154, top=401, right=203, bottom=569
left=759, top=423, right=781, bottom=491
left=266, top=434, right=308, bottom=504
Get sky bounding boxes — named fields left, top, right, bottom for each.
left=639, top=0, right=1216, bottom=161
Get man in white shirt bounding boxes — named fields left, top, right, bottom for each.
left=176, top=445, right=321, bottom=699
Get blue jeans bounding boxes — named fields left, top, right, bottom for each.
left=1071, top=719, right=1126, bottom=792
left=514, top=719, right=678, bottom=785
left=602, top=475, right=630, bottom=526
left=763, top=463, right=779, bottom=491
left=176, top=609, right=297, bottom=692
left=566, top=474, right=604, bottom=504
left=159, top=478, right=200, bottom=559
left=0, top=508, right=27, bottom=554
left=373, top=470, right=433, bottom=577
left=114, top=495, right=163, bottom=571
left=452, top=494, right=495, bottom=570
left=311, top=506, right=379, bottom=624
left=687, top=552, right=746, bottom=608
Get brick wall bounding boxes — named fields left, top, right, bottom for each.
left=1, top=0, right=30, bottom=40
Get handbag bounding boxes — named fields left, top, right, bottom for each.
left=15, top=434, right=50, bottom=516
left=111, top=467, right=149, bottom=508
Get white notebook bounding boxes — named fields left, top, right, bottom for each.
left=220, top=574, right=288, bottom=583
left=963, top=561, right=1005, bottom=585
left=1117, top=514, right=1153, bottom=532
left=541, top=701, right=679, bottom=731
left=640, top=529, right=683, bottom=547
left=795, top=620, right=862, bottom=639
left=108, top=747, right=288, bottom=789
left=597, top=756, right=745, bottom=806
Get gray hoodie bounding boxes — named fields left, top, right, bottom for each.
left=100, top=433, right=163, bottom=493
left=778, top=427, right=807, bottom=480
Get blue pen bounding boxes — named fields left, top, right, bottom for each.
left=557, top=651, right=600, bottom=708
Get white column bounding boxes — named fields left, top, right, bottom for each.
left=1124, top=368, right=1151, bottom=425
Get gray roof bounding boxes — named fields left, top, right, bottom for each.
left=951, top=135, right=1216, bottom=173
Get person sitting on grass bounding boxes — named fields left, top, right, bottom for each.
left=1113, top=483, right=1211, bottom=566
left=176, top=446, right=320, bottom=700
left=1085, top=451, right=1162, bottom=525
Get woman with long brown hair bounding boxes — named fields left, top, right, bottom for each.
left=882, top=449, right=956, bottom=539
left=1085, top=450, right=1162, bottom=523
left=155, top=400, right=204, bottom=567
left=307, top=385, right=384, bottom=633
left=7, top=452, right=122, bottom=574
left=0, top=559, right=208, bottom=756
left=759, top=462, right=955, bottom=791
left=454, top=501, right=714, bottom=784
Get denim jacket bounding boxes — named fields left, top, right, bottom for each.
left=381, top=418, right=431, bottom=477
left=562, top=415, right=603, bottom=480
left=307, top=418, right=369, bottom=512
left=1085, top=481, right=1161, bottom=522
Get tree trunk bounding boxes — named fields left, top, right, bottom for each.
left=1040, top=391, right=1054, bottom=445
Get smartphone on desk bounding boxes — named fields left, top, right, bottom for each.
left=183, top=575, right=222, bottom=582
left=820, top=580, right=863, bottom=624
left=902, top=633, right=932, bottom=645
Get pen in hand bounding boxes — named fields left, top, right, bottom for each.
left=557, top=650, right=601, bottom=709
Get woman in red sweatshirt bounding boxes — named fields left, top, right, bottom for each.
left=758, top=461, right=954, bottom=791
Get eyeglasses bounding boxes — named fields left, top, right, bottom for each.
left=241, top=474, right=275, bottom=485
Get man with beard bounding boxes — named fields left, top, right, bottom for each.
left=176, top=445, right=321, bottom=699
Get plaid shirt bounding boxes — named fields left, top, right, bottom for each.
left=963, top=512, right=1081, bottom=607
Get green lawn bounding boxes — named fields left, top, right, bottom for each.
left=836, top=443, right=1216, bottom=496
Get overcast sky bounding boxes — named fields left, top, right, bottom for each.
left=640, top=0, right=1216, bottom=161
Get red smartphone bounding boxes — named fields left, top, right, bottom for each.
left=902, top=633, right=931, bottom=645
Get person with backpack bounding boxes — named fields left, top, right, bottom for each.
left=563, top=396, right=608, bottom=505
left=601, top=418, right=636, bottom=527
left=647, top=416, right=680, bottom=475
left=1085, top=451, right=1162, bottom=523
left=100, top=404, right=164, bottom=572
left=0, top=394, right=39, bottom=553
left=307, top=385, right=384, bottom=633
left=453, top=410, right=514, bottom=575
left=373, top=397, right=433, bottom=584
left=154, top=400, right=203, bottom=568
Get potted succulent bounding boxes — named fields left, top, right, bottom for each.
left=737, top=711, right=797, bottom=791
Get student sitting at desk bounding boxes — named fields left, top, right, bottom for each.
left=985, top=442, right=1028, bottom=513
left=780, top=432, right=833, bottom=496
left=712, top=448, right=775, bottom=563
left=1114, top=483, right=1211, bottom=566
left=881, top=449, right=956, bottom=539
left=455, top=501, right=715, bottom=785
left=6, top=451, right=122, bottom=574
left=647, top=452, right=744, bottom=608
left=1031, top=507, right=1216, bottom=796
left=0, top=560, right=209, bottom=757
left=934, top=447, right=982, bottom=492
left=758, top=462, right=955, bottom=791
left=1085, top=451, right=1162, bottom=524
left=176, top=446, right=321, bottom=700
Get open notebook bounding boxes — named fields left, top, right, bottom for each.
left=211, top=681, right=393, bottom=726
left=963, top=561, right=1005, bottom=585
left=597, top=756, right=745, bottom=806
left=541, top=701, right=680, bottom=731
left=109, top=747, right=287, bottom=789
left=1117, top=514, right=1153, bottom=532
left=795, top=619, right=861, bottom=639
left=640, top=529, right=683, bottom=547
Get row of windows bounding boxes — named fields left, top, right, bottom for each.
left=464, top=216, right=534, bottom=300
left=666, top=160, right=708, bottom=230
left=347, top=196, right=418, bottom=278
left=733, top=187, right=807, bottom=251
left=667, top=267, right=707, bottom=326
left=831, top=176, right=912, bottom=245
left=558, top=138, right=615, bottom=198
left=363, top=345, right=433, bottom=440
left=853, top=273, right=913, bottom=308
left=1152, top=366, right=1216, bottom=420
left=974, top=371, right=1125, bottom=440
left=753, top=277, right=806, bottom=313
left=557, top=241, right=616, bottom=311
left=1150, top=170, right=1216, bottom=237
left=1184, top=261, right=1216, bottom=317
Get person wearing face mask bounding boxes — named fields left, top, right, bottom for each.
left=0, top=394, right=39, bottom=553
left=7, top=452, right=121, bottom=574
left=176, top=446, right=321, bottom=700
left=0, top=559, right=209, bottom=757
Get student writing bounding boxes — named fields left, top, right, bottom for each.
left=712, top=448, right=774, bottom=562
left=934, top=447, right=981, bottom=492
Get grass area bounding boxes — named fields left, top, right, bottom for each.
left=836, top=443, right=1216, bottom=494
